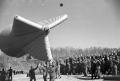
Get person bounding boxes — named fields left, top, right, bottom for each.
left=69, top=57, right=73, bottom=75
left=72, top=60, right=77, bottom=75
left=1, top=68, right=6, bottom=81
left=83, top=59, right=88, bottom=76
left=95, top=60, right=101, bottom=79
left=59, top=60, right=66, bottom=75
left=112, top=57, right=118, bottom=75
left=39, top=62, right=48, bottom=81
left=91, top=56, right=96, bottom=79
left=65, top=59, right=71, bottom=75
left=113, top=63, right=118, bottom=75
left=13, top=70, right=16, bottom=75
left=48, top=60, right=57, bottom=81
left=29, top=65, right=38, bottom=81
left=104, top=56, right=110, bottom=75
left=56, top=60, right=61, bottom=79
left=8, top=67, right=13, bottom=81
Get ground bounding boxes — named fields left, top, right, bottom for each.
left=12, top=74, right=104, bottom=81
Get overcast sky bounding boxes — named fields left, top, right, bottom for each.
left=0, top=0, right=120, bottom=49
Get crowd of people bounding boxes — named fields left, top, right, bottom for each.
left=28, top=52, right=120, bottom=81
left=0, top=67, right=24, bottom=81
left=59, top=52, right=120, bottom=79
left=0, top=67, right=13, bottom=81
left=0, top=52, right=120, bottom=81
left=28, top=60, right=60, bottom=81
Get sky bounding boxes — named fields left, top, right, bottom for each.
left=0, top=0, right=120, bottom=49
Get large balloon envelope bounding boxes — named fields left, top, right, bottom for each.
left=0, top=14, right=68, bottom=61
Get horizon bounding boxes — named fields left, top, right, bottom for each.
left=50, top=46, right=120, bottom=50
left=0, top=0, right=120, bottom=49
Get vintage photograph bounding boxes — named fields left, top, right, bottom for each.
left=0, top=0, right=120, bottom=81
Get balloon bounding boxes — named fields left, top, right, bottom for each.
left=0, top=14, right=68, bottom=61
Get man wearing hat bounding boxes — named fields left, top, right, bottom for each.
left=48, top=60, right=57, bottom=81
left=39, top=61, right=48, bottom=81
left=29, top=64, right=38, bottom=81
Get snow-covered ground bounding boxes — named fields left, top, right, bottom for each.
left=12, top=74, right=103, bottom=81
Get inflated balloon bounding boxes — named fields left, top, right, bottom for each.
left=0, top=14, right=68, bottom=61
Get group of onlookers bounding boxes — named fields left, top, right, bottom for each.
left=0, top=67, right=13, bottom=81
left=0, top=67, right=25, bottom=81
left=0, top=60, right=61, bottom=81
left=28, top=60, right=61, bottom=81
left=59, top=53, right=120, bottom=79
left=27, top=52, right=120, bottom=81
left=1, top=52, right=120, bottom=81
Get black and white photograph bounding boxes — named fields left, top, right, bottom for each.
left=0, top=0, right=120, bottom=81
